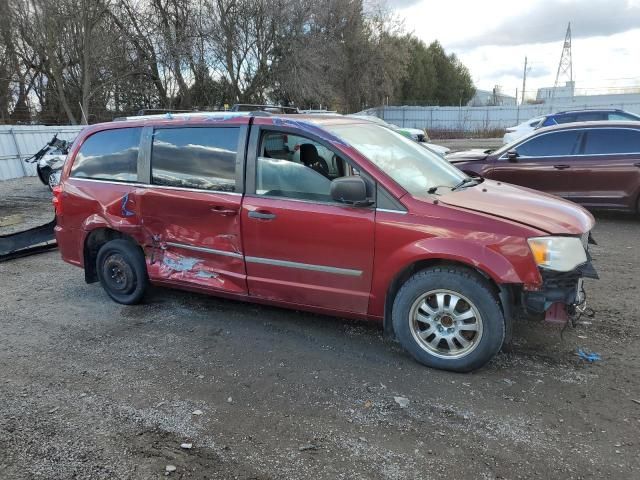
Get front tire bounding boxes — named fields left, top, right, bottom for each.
left=392, top=266, right=505, bottom=372
left=96, top=239, right=148, bottom=305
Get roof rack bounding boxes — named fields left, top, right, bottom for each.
left=230, top=104, right=299, bottom=114
left=136, top=108, right=199, bottom=116
left=113, top=111, right=250, bottom=122
left=554, top=108, right=622, bottom=114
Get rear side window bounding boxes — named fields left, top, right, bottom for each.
left=583, top=128, right=640, bottom=155
left=574, top=112, right=606, bottom=122
left=516, top=130, right=582, bottom=157
left=608, top=112, right=640, bottom=121
left=151, top=127, right=239, bottom=192
left=71, top=128, right=141, bottom=181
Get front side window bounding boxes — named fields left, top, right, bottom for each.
left=326, top=123, right=464, bottom=197
left=151, top=127, right=239, bottom=192
left=515, top=130, right=582, bottom=157
left=583, top=128, right=640, bottom=155
left=554, top=114, right=577, bottom=124
left=71, top=127, right=141, bottom=181
left=256, top=131, right=351, bottom=202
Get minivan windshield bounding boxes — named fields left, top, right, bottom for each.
left=327, top=123, right=465, bottom=196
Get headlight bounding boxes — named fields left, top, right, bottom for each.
left=527, top=236, right=587, bottom=272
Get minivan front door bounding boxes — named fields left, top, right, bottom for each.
left=241, top=128, right=375, bottom=314
left=140, top=125, right=248, bottom=295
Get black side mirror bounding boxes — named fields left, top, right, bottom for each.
left=507, top=149, right=519, bottom=162
left=330, top=176, right=372, bottom=206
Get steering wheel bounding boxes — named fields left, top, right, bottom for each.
left=308, top=156, right=330, bottom=178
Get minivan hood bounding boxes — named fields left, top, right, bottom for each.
left=437, top=180, right=594, bottom=235
left=446, top=149, right=491, bottom=163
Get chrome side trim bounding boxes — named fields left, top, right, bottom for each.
left=166, top=242, right=243, bottom=259
left=245, top=256, right=362, bottom=276
left=376, top=208, right=407, bottom=215
left=69, top=177, right=242, bottom=196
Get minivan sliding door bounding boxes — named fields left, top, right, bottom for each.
left=139, top=125, right=248, bottom=295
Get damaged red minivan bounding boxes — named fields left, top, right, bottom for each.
left=54, top=112, right=598, bottom=371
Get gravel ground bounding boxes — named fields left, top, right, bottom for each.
left=0, top=177, right=639, bottom=479
left=0, top=177, right=54, bottom=235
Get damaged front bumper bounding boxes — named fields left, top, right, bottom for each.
left=522, top=260, right=599, bottom=318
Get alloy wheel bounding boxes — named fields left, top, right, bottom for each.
left=409, top=289, right=484, bottom=359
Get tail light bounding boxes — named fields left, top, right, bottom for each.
left=52, top=185, right=63, bottom=215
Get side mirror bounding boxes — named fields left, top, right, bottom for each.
left=507, top=149, right=519, bottom=162
left=330, top=176, right=372, bottom=206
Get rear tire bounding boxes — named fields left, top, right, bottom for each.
left=96, top=239, right=148, bottom=305
left=392, top=266, right=505, bottom=372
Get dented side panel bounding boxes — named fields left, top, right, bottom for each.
left=138, top=188, right=247, bottom=295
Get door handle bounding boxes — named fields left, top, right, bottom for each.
left=210, top=206, right=238, bottom=216
left=248, top=210, right=276, bottom=220
left=553, top=164, right=570, bottom=170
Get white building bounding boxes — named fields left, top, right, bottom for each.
left=468, top=88, right=517, bottom=107
left=536, top=81, right=575, bottom=101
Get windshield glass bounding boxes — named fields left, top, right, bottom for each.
left=327, top=123, right=465, bottom=196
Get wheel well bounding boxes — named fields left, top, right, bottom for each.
left=83, top=228, right=136, bottom=283
left=383, top=259, right=502, bottom=338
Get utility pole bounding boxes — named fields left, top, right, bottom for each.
left=552, top=22, right=573, bottom=103
left=521, top=56, right=527, bottom=105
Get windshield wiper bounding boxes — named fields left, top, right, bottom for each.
left=453, top=177, right=482, bottom=191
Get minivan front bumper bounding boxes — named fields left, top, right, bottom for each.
left=522, top=260, right=599, bottom=315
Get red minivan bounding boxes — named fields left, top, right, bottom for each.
left=54, top=112, right=598, bottom=371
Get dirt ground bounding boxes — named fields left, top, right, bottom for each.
left=0, top=176, right=639, bottom=480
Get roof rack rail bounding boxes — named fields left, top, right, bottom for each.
left=231, top=104, right=299, bottom=114
left=136, top=108, right=198, bottom=116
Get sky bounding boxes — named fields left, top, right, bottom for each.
left=387, top=0, right=640, bottom=100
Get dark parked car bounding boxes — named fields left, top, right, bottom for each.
left=537, top=109, right=640, bottom=128
left=447, top=121, right=640, bottom=213
left=53, top=112, right=596, bottom=372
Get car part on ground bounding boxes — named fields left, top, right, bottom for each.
left=0, top=219, right=57, bottom=262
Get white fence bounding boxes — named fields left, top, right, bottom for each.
left=363, top=100, right=640, bottom=132
left=0, top=125, right=84, bottom=181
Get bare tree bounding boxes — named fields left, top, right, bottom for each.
left=0, top=0, right=474, bottom=124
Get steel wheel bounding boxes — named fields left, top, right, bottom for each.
left=409, top=289, right=483, bottom=359
left=102, top=253, right=136, bottom=295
